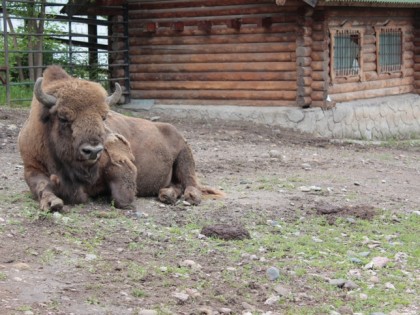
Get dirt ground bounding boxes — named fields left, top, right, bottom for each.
left=0, top=107, right=419, bottom=315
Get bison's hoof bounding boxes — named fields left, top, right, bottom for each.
left=183, top=186, right=202, bottom=206
left=40, top=196, right=64, bottom=212
left=158, top=187, right=178, bottom=205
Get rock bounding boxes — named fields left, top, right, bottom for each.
left=269, top=150, right=282, bottom=158
left=329, top=278, right=346, bottom=288
left=150, top=116, right=160, bottom=121
left=369, top=275, right=380, bottom=283
left=266, top=267, right=280, bottom=281
left=349, top=257, right=363, bottom=264
left=273, top=284, right=291, bottom=297
left=179, top=259, right=202, bottom=271
left=12, top=262, right=30, bottom=270
left=197, top=307, right=213, bottom=314
left=23, top=311, right=34, bottom=315
left=85, top=254, right=97, bottom=261
left=343, top=280, right=358, bottom=290
left=185, top=288, right=201, bottom=298
left=330, top=311, right=340, bottom=315
left=264, top=294, right=280, bottom=305
left=7, top=124, right=17, bottom=131
left=139, top=311, right=158, bottom=315
left=385, top=282, right=396, bottom=290
left=172, top=291, right=189, bottom=302
left=219, top=307, right=232, bottom=314
left=201, top=224, right=251, bottom=240
left=359, top=293, right=368, bottom=300
left=301, top=163, right=311, bottom=170
left=358, top=251, right=371, bottom=257
left=365, top=256, right=390, bottom=269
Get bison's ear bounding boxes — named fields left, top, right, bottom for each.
left=34, top=78, right=57, bottom=108
left=106, top=83, right=122, bottom=106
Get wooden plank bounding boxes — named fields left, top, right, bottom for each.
left=329, top=77, right=414, bottom=94
left=131, top=89, right=297, bottom=100
left=132, top=81, right=297, bottom=91
left=131, top=62, right=296, bottom=73
left=132, top=52, right=296, bottom=64
left=150, top=99, right=297, bottom=107
left=129, top=24, right=297, bottom=37
left=131, top=71, right=298, bottom=81
left=131, top=32, right=297, bottom=46
left=131, top=42, right=297, bottom=55
left=330, top=85, right=414, bottom=103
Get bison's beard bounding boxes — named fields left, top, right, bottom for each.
left=52, top=153, right=101, bottom=204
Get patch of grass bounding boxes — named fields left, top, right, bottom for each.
left=131, top=288, right=147, bottom=298
left=127, top=262, right=147, bottom=281
left=86, top=296, right=100, bottom=305
left=0, top=271, right=7, bottom=281
left=0, top=85, right=33, bottom=107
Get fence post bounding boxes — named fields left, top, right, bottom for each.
left=2, top=0, right=10, bottom=106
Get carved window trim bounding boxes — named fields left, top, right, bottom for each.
left=375, top=26, right=404, bottom=75
left=329, top=27, right=364, bottom=82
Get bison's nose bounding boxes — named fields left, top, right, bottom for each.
left=80, top=144, right=104, bottom=161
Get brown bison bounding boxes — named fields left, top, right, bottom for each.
left=18, top=65, right=223, bottom=211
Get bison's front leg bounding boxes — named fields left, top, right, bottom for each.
left=24, top=169, right=64, bottom=211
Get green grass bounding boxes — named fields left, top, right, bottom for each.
left=0, top=84, right=33, bottom=107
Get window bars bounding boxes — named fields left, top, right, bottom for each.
left=333, top=29, right=361, bottom=77
left=378, top=28, right=402, bottom=73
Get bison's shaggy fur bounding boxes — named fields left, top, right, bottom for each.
left=19, top=66, right=223, bottom=211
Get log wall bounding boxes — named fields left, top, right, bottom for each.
left=126, top=0, right=301, bottom=106
left=325, top=8, right=416, bottom=105
left=414, top=10, right=420, bottom=94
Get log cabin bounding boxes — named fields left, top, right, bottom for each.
left=66, top=0, right=420, bottom=109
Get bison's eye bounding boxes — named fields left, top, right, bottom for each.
left=102, top=113, right=108, bottom=121
left=58, top=116, right=69, bottom=124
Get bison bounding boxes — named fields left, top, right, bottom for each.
left=18, top=65, right=223, bottom=211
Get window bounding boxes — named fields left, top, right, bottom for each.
left=330, top=28, right=363, bottom=81
left=377, top=28, right=402, bottom=73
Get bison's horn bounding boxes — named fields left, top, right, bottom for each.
left=34, top=78, right=57, bottom=108
left=106, top=83, right=122, bottom=105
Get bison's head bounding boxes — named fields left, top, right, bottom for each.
left=34, top=66, right=122, bottom=184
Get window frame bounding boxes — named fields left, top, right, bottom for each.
left=329, top=27, right=364, bottom=83
left=375, top=26, right=404, bottom=75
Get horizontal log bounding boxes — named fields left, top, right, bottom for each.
left=364, top=62, right=376, bottom=71
left=311, top=51, right=327, bottom=61
left=327, top=9, right=414, bottom=18
left=132, top=52, right=296, bottom=64
left=296, top=96, right=312, bottom=107
left=312, top=71, right=329, bottom=81
left=363, top=53, right=376, bottom=63
left=131, top=33, right=297, bottom=46
left=311, top=61, right=325, bottom=71
left=329, top=77, right=414, bottom=94
left=129, top=24, right=297, bottom=37
left=131, top=42, right=297, bottom=55
left=131, top=89, right=297, bottom=101
left=297, top=77, right=313, bottom=86
left=333, top=76, right=363, bottom=84
left=310, top=100, right=325, bottom=108
left=130, top=4, right=297, bottom=20
left=363, top=44, right=376, bottom=54
left=131, top=62, right=296, bottom=73
left=297, top=86, right=312, bottom=97
left=132, top=81, right=298, bottom=91
left=297, top=66, right=312, bottom=77
left=415, top=80, right=420, bottom=88
left=415, top=64, right=420, bottom=71
left=312, top=31, right=324, bottom=42
left=415, top=73, right=420, bottom=80
left=149, top=99, right=297, bottom=106
left=414, top=55, right=420, bottom=63
left=131, top=71, right=298, bottom=81
left=312, top=41, right=328, bottom=51
left=364, top=35, right=376, bottom=45
left=311, top=81, right=327, bottom=91
left=330, top=85, right=414, bottom=103
left=364, top=71, right=403, bottom=81
left=129, top=0, right=301, bottom=10
left=311, top=91, right=326, bottom=101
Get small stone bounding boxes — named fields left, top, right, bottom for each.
left=269, top=150, right=281, bottom=158
left=273, top=284, right=291, bottom=297
left=185, top=288, right=201, bottom=298
left=264, top=294, right=280, bottom=305
left=182, top=200, right=191, bottom=206
left=367, top=256, right=390, bottom=269
left=23, top=311, right=34, bottom=315
left=150, top=116, right=160, bottom=121
left=330, top=311, right=340, bottom=315
left=329, top=278, right=346, bottom=287
left=301, top=163, right=311, bottom=170
left=7, top=124, right=17, bottom=131
left=299, top=186, right=311, bottom=192
left=359, top=293, right=368, bottom=300
left=385, top=282, right=396, bottom=290
left=85, top=254, right=97, bottom=261
left=172, top=291, right=189, bottom=302
left=369, top=275, right=380, bottom=283
left=13, top=277, right=23, bottom=282
left=343, top=280, right=358, bottom=290
left=139, top=311, right=158, bottom=315
left=358, top=251, right=371, bottom=257
left=52, top=212, right=62, bottom=220
left=349, top=257, right=363, bottom=264
left=219, top=307, right=232, bottom=314
left=12, top=262, right=30, bottom=270
left=371, top=313, right=386, bottom=315
left=179, top=259, right=202, bottom=271
left=346, top=217, right=356, bottom=224
left=266, top=267, right=280, bottom=281
left=197, top=307, right=213, bottom=315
